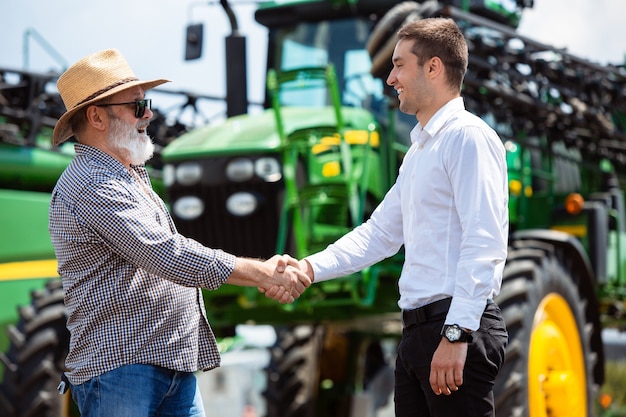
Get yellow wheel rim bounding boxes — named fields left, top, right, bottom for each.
left=528, top=293, right=587, bottom=417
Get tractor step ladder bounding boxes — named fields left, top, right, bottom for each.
left=267, top=65, right=365, bottom=257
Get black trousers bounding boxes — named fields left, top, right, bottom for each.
left=394, top=301, right=508, bottom=417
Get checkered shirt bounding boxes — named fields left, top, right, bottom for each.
left=49, top=144, right=236, bottom=385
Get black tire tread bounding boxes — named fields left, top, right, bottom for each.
left=263, top=325, right=324, bottom=417
left=0, top=279, right=70, bottom=417
left=494, top=239, right=597, bottom=417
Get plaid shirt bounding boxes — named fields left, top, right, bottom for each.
left=49, top=144, right=236, bottom=385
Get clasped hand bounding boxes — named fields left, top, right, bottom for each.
left=260, top=254, right=313, bottom=304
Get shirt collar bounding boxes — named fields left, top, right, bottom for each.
left=409, top=97, right=465, bottom=145
left=74, top=143, right=129, bottom=177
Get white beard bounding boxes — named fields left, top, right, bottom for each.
left=109, top=117, right=155, bottom=166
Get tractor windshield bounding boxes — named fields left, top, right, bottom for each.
left=270, top=17, right=385, bottom=109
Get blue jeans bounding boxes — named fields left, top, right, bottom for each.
left=70, top=364, right=205, bottom=417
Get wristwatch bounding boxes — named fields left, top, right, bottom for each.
left=441, top=324, right=472, bottom=343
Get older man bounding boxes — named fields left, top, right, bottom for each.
left=49, top=49, right=310, bottom=416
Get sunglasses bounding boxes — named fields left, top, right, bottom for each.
left=96, top=99, right=152, bottom=118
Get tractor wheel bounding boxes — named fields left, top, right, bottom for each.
left=494, top=239, right=596, bottom=417
left=0, top=279, right=74, bottom=417
left=263, top=325, right=325, bottom=417
left=367, top=1, right=442, bottom=80
left=263, top=324, right=394, bottom=417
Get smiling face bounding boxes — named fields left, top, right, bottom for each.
left=386, top=18, right=468, bottom=126
left=107, top=112, right=155, bottom=166
left=386, top=39, right=433, bottom=119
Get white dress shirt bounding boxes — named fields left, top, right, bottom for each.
left=306, top=97, right=509, bottom=331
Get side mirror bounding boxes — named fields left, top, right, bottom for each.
left=184, top=23, right=204, bottom=61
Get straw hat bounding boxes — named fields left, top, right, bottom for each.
left=52, top=48, right=170, bottom=146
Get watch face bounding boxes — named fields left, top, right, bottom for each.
left=445, top=325, right=462, bottom=341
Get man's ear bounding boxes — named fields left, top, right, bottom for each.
left=427, top=56, right=444, bottom=79
left=85, top=105, right=107, bottom=132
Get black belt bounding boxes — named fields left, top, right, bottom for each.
left=402, top=297, right=495, bottom=329
left=402, top=297, right=452, bottom=328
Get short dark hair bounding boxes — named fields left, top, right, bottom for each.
left=397, top=17, right=468, bottom=91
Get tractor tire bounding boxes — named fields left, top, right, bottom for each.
left=367, top=1, right=442, bottom=80
left=494, top=239, right=597, bottom=417
left=263, top=325, right=325, bottom=417
left=263, top=324, right=394, bottom=417
left=0, top=279, right=73, bottom=417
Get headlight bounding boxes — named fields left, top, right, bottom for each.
left=173, top=196, right=204, bottom=220
left=226, top=158, right=254, bottom=182
left=176, top=163, right=202, bottom=186
left=226, top=192, right=258, bottom=216
left=163, top=164, right=175, bottom=187
left=255, top=157, right=282, bottom=182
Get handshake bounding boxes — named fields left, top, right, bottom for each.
left=260, top=254, right=314, bottom=304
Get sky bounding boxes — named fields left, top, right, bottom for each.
left=1, top=0, right=625, bottom=121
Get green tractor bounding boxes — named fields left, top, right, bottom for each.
left=1, top=0, right=626, bottom=416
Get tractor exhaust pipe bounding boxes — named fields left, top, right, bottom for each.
left=220, top=0, right=248, bottom=117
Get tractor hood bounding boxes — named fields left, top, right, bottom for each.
left=161, top=106, right=376, bottom=161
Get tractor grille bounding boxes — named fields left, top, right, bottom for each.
left=167, top=157, right=284, bottom=259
